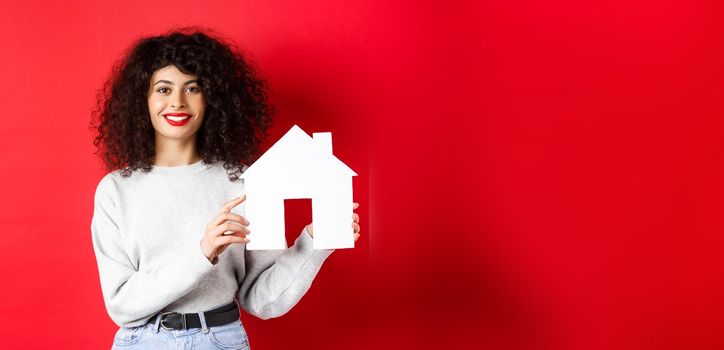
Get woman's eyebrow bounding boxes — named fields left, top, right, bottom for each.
left=153, top=79, right=198, bottom=86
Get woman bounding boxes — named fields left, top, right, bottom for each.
left=90, top=28, right=361, bottom=349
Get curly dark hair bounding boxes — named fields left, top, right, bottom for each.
left=90, top=27, right=273, bottom=181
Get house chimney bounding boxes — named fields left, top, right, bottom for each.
left=312, top=132, right=333, bottom=155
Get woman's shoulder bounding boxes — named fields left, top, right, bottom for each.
left=92, top=171, right=122, bottom=207
left=93, top=167, right=143, bottom=200
left=95, top=168, right=127, bottom=188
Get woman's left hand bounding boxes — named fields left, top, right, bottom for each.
left=306, top=202, right=361, bottom=242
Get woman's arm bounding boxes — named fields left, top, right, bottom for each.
left=236, top=228, right=334, bottom=319
left=90, top=175, right=215, bottom=327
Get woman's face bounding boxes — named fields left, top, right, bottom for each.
left=147, top=65, right=206, bottom=143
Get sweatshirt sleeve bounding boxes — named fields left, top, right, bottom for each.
left=236, top=228, right=334, bottom=319
left=90, top=174, right=216, bottom=327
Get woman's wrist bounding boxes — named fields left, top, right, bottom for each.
left=200, top=239, right=217, bottom=263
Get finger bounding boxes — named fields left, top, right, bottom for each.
left=220, top=194, right=246, bottom=214
left=218, top=228, right=248, bottom=238
left=219, top=231, right=247, bottom=239
left=210, top=211, right=249, bottom=228
left=213, top=221, right=250, bottom=237
left=214, top=234, right=249, bottom=246
left=352, top=202, right=359, bottom=210
left=306, top=223, right=314, bottom=237
left=354, top=233, right=360, bottom=242
left=352, top=213, right=359, bottom=223
left=352, top=222, right=360, bottom=233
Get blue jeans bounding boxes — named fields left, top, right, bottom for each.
left=110, top=312, right=250, bottom=350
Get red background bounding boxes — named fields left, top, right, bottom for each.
left=2, top=1, right=724, bottom=349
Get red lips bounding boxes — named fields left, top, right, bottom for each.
left=162, top=113, right=192, bottom=126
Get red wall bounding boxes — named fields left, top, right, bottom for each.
left=2, top=1, right=724, bottom=349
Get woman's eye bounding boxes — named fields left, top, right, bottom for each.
left=157, top=87, right=170, bottom=94
left=186, top=86, right=200, bottom=93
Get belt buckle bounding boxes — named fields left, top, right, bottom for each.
left=160, top=311, right=186, bottom=331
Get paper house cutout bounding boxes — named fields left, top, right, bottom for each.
left=240, top=125, right=358, bottom=250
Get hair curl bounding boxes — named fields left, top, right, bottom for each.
left=90, top=27, right=272, bottom=181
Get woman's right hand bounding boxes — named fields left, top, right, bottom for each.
left=200, top=194, right=251, bottom=263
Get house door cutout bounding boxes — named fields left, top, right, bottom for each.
left=284, top=198, right=312, bottom=247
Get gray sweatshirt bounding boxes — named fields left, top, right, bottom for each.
left=90, top=159, right=334, bottom=328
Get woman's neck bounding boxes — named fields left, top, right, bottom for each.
left=152, top=136, right=202, bottom=166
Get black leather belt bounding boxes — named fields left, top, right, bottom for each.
left=148, top=301, right=240, bottom=330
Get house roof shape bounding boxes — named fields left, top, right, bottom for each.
left=240, top=124, right=357, bottom=180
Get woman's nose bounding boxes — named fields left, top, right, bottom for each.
left=171, top=91, right=186, bottom=109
